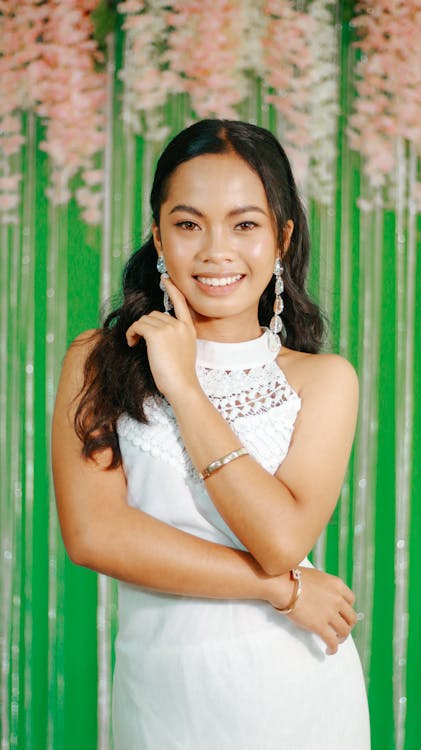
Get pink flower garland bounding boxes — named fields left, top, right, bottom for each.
left=116, top=1, right=335, bottom=196
left=13, top=2, right=421, bottom=220
left=0, top=0, right=106, bottom=225
left=117, top=0, right=181, bottom=141
left=307, top=0, right=340, bottom=207
left=166, top=0, right=246, bottom=119
left=349, top=0, right=421, bottom=203
left=262, top=0, right=316, bottom=183
left=0, top=1, right=45, bottom=223
left=30, top=0, right=106, bottom=223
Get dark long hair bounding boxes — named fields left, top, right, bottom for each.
left=74, top=119, right=325, bottom=467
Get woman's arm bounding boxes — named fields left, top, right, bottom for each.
left=174, top=356, right=357, bottom=576
left=52, top=331, right=274, bottom=601
left=52, top=330, right=357, bottom=654
left=126, top=279, right=359, bottom=577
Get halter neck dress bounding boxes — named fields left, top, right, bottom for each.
left=112, top=329, right=370, bottom=749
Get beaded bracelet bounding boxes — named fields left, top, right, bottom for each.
left=274, top=568, right=302, bottom=615
left=200, top=447, right=249, bottom=480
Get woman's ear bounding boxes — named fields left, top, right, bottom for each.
left=281, top=220, right=294, bottom=257
left=152, top=221, right=162, bottom=254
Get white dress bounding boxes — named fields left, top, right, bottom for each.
left=112, top=330, right=370, bottom=749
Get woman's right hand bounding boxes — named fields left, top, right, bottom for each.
left=265, top=566, right=358, bottom=655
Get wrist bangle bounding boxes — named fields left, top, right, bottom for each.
left=200, top=447, right=249, bottom=480
left=274, top=568, right=302, bottom=615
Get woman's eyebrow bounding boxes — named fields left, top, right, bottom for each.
left=227, top=205, right=267, bottom=217
left=169, top=204, right=203, bottom=217
left=168, top=204, right=267, bottom=217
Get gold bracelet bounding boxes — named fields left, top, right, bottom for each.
left=200, top=447, right=249, bottom=480
left=274, top=568, right=302, bottom=615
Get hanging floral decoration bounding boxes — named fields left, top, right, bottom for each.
left=117, top=0, right=181, bottom=142
left=1, top=0, right=341, bottom=224
left=0, top=1, right=41, bottom=224
left=3, top=1, right=421, bottom=224
left=307, top=0, right=340, bottom=207
left=165, top=0, right=247, bottom=120
left=117, top=0, right=339, bottom=204
left=262, top=0, right=316, bottom=185
left=237, top=0, right=267, bottom=79
left=33, top=0, right=106, bottom=224
left=0, top=0, right=106, bottom=226
left=348, top=0, right=421, bottom=209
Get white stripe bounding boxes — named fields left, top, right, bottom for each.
left=0, top=149, right=21, bottom=750
left=392, top=138, right=415, bottom=750
left=352, top=196, right=382, bottom=676
left=97, top=32, right=116, bottom=750
left=8, top=171, right=24, bottom=750
left=22, top=110, right=36, bottom=749
left=46, top=203, right=68, bottom=750
left=338, top=63, right=353, bottom=582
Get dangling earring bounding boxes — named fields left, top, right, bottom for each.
left=269, top=256, right=285, bottom=345
left=156, top=256, right=173, bottom=314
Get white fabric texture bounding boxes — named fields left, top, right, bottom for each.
left=112, top=329, right=370, bottom=749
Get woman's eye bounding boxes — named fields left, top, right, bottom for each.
left=236, top=221, right=257, bottom=230
left=176, top=221, right=198, bottom=230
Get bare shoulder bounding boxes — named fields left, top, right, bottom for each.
left=277, top=347, right=358, bottom=400
left=55, top=329, right=102, bottom=417
left=277, top=349, right=359, bottom=464
left=53, top=328, right=116, bottom=472
left=66, top=328, right=102, bottom=363
left=60, top=328, right=101, bottom=382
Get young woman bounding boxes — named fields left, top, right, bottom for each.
left=52, top=120, right=370, bottom=749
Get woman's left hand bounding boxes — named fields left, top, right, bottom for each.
left=125, top=277, right=199, bottom=403
left=267, top=567, right=358, bottom=655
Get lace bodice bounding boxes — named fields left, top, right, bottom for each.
left=117, top=329, right=301, bottom=481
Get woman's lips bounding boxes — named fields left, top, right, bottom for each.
left=194, top=274, right=245, bottom=295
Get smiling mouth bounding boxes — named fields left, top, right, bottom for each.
left=195, top=274, right=244, bottom=287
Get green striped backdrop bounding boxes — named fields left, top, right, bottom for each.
left=1, top=9, right=420, bottom=750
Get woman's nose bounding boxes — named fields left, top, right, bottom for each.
left=199, top=228, right=235, bottom=263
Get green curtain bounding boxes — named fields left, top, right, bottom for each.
left=1, top=9, right=420, bottom=750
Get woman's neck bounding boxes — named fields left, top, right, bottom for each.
left=190, top=311, right=262, bottom=344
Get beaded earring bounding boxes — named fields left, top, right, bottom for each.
left=269, top=256, right=285, bottom=345
left=156, top=256, right=173, bottom=314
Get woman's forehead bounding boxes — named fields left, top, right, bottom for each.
left=162, top=153, right=269, bottom=212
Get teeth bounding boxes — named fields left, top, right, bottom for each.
left=196, top=275, right=242, bottom=287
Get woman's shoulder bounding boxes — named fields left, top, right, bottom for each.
left=277, top=347, right=358, bottom=400
left=58, top=329, right=103, bottom=392
left=69, top=327, right=102, bottom=350
left=65, top=327, right=102, bottom=362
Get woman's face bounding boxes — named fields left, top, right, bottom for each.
left=152, top=152, right=292, bottom=338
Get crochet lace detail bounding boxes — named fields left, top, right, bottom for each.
left=196, top=362, right=299, bottom=421
left=117, top=362, right=301, bottom=479
left=117, top=397, right=190, bottom=476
